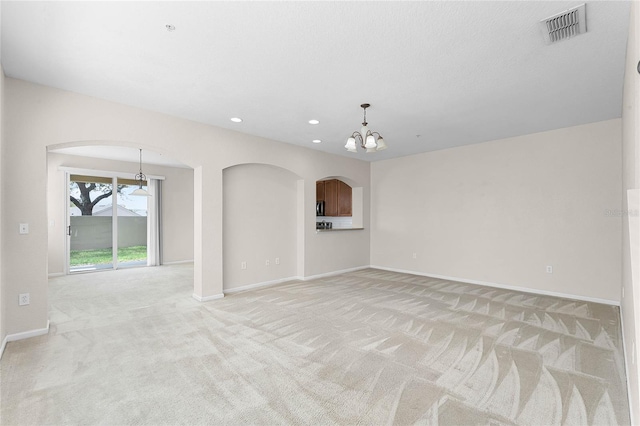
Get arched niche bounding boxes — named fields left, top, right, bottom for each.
left=222, top=163, right=304, bottom=291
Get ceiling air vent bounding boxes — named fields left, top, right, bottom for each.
left=540, top=3, right=586, bottom=44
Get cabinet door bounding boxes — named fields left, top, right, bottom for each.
left=316, top=181, right=325, bottom=202
left=324, top=179, right=338, bottom=216
left=338, top=180, right=352, bottom=216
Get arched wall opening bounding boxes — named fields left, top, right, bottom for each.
left=45, top=141, right=195, bottom=277
left=315, top=175, right=365, bottom=229
left=1, top=76, right=372, bottom=339
left=223, top=163, right=303, bottom=292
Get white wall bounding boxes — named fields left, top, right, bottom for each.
left=0, top=63, right=5, bottom=348
left=46, top=152, right=194, bottom=275
left=3, top=78, right=370, bottom=335
left=223, top=164, right=298, bottom=290
left=160, top=163, right=196, bottom=266
left=308, top=175, right=369, bottom=276
left=4, top=79, right=51, bottom=336
left=371, top=119, right=622, bottom=303
left=621, top=2, right=640, bottom=423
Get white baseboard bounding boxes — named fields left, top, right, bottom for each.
left=222, top=266, right=370, bottom=295
left=197, top=264, right=618, bottom=307
left=300, top=265, right=369, bottom=282
left=619, top=309, right=639, bottom=426
left=0, top=320, right=50, bottom=360
left=0, top=336, right=6, bottom=360
left=192, top=293, right=224, bottom=302
left=370, top=265, right=620, bottom=306
left=224, top=276, right=300, bottom=294
left=47, top=272, right=65, bottom=278
left=163, top=260, right=194, bottom=266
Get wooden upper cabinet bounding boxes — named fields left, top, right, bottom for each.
left=316, top=179, right=352, bottom=217
left=316, top=181, right=325, bottom=202
left=337, top=180, right=352, bottom=216
left=324, top=179, right=338, bottom=216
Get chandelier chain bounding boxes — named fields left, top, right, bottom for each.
left=136, top=149, right=147, bottom=184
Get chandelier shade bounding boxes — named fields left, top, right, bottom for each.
left=345, top=137, right=357, bottom=152
left=345, top=104, right=387, bottom=153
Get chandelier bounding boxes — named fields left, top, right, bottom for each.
left=131, top=148, right=151, bottom=197
left=345, top=103, right=387, bottom=153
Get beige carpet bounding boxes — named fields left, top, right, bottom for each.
left=0, top=265, right=630, bottom=425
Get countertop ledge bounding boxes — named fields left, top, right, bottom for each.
left=316, top=227, right=365, bottom=232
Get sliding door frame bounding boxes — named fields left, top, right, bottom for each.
left=62, top=166, right=165, bottom=275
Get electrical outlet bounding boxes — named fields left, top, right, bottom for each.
left=275, top=257, right=280, bottom=265
left=546, top=265, right=553, bottom=274
left=241, top=261, right=247, bottom=270
left=19, top=293, right=30, bottom=306
left=265, top=259, right=270, bottom=266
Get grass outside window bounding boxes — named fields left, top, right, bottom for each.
left=70, top=245, right=147, bottom=266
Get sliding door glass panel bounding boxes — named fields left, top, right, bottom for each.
left=69, top=176, right=114, bottom=272
left=117, top=184, right=148, bottom=268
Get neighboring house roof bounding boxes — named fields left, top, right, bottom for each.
left=93, top=205, right=142, bottom=217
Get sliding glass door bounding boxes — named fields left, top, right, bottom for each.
left=68, top=174, right=153, bottom=273
left=69, top=176, right=115, bottom=272
left=117, top=182, right=148, bottom=268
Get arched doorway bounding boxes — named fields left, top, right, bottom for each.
left=46, top=142, right=194, bottom=276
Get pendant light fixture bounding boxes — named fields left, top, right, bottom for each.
left=345, top=103, right=387, bottom=153
left=131, top=148, right=151, bottom=197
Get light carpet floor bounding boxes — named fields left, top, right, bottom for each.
left=0, top=265, right=631, bottom=425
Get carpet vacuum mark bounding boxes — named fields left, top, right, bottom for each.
left=0, top=266, right=630, bottom=425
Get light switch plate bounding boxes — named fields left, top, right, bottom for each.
left=19, top=293, right=30, bottom=306
left=19, top=223, right=29, bottom=234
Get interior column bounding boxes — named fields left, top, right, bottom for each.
left=193, top=165, right=224, bottom=301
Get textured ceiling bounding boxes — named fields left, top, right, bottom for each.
left=1, top=1, right=632, bottom=164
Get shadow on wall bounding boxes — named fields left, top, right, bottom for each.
left=223, top=163, right=302, bottom=291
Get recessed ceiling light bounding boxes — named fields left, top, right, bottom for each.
left=312, top=139, right=322, bottom=144
left=166, top=24, right=176, bottom=32
left=230, top=117, right=243, bottom=123
left=308, top=119, right=320, bottom=125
